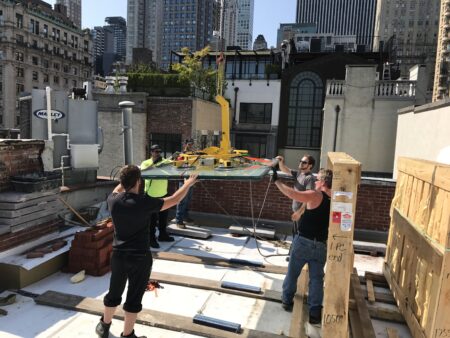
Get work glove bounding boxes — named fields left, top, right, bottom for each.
left=271, top=167, right=278, bottom=182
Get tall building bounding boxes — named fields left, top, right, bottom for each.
left=127, top=0, right=220, bottom=69
left=374, top=0, right=440, bottom=99
left=433, top=0, right=450, bottom=101
left=296, top=0, right=377, bottom=48
left=160, top=0, right=220, bottom=69
left=105, top=17, right=127, bottom=61
left=0, top=0, right=92, bottom=128
left=93, top=17, right=126, bottom=76
left=55, top=0, right=81, bottom=28
left=236, top=0, right=254, bottom=49
left=126, top=0, right=162, bottom=65
left=222, top=0, right=254, bottom=49
left=253, top=34, right=267, bottom=50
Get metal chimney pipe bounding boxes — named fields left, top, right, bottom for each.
left=119, top=101, right=135, bottom=165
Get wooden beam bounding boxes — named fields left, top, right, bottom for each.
left=366, top=279, right=376, bottom=303
left=348, top=300, right=405, bottom=323
left=289, top=266, right=309, bottom=338
left=35, top=290, right=285, bottom=338
left=150, top=271, right=281, bottom=302
left=152, top=251, right=287, bottom=275
left=349, top=272, right=376, bottom=338
left=386, top=327, right=399, bottom=338
left=322, top=153, right=361, bottom=338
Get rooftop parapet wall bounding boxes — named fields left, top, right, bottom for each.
left=0, top=139, right=44, bottom=192
left=186, top=175, right=395, bottom=232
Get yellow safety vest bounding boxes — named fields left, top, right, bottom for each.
left=140, top=157, right=171, bottom=197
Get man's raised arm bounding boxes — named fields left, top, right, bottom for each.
left=161, top=174, right=198, bottom=211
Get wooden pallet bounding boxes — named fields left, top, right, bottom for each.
left=385, top=158, right=450, bottom=338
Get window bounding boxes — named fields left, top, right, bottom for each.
left=32, top=56, right=38, bottom=65
left=286, top=71, right=323, bottom=148
left=32, top=71, right=38, bottom=81
left=17, top=67, right=24, bottom=77
left=43, top=73, right=49, bottom=83
left=235, top=134, right=267, bottom=158
left=16, top=14, right=23, bottom=28
left=149, top=133, right=182, bottom=158
left=16, top=83, right=24, bottom=94
left=16, top=52, right=24, bottom=61
left=53, top=76, right=59, bottom=84
left=239, top=103, right=272, bottom=124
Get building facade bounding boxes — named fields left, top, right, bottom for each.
left=105, top=17, right=126, bottom=61
left=296, top=0, right=377, bottom=48
left=433, top=0, right=450, bottom=101
left=127, top=0, right=219, bottom=69
left=93, top=17, right=126, bottom=76
left=160, top=0, right=220, bottom=69
left=235, top=0, right=253, bottom=49
left=253, top=34, right=267, bottom=50
left=55, top=0, right=81, bottom=28
left=0, top=0, right=93, bottom=128
left=374, top=0, right=440, bottom=101
left=126, top=0, right=162, bottom=65
left=277, top=23, right=317, bottom=48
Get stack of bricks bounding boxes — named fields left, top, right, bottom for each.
left=66, top=222, right=114, bottom=276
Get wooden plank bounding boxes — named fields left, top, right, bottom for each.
left=432, top=252, right=450, bottom=338
left=152, top=251, right=287, bottom=275
left=366, top=279, right=376, bottom=303
left=35, top=290, right=284, bottom=338
left=348, top=284, right=364, bottom=338
left=289, top=266, right=308, bottom=338
left=150, top=271, right=281, bottom=302
left=349, top=300, right=405, bottom=323
left=364, top=272, right=388, bottom=285
left=397, top=158, right=436, bottom=185
left=349, top=272, right=376, bottom=338
left=386, top=327, right=399, bottom=338
left=433, top=164, right=450, bottom=192
left=384, top=263, right=427, bottom=338
left=322, top=153, right=361, bottom=338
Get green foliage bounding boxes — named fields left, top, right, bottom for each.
left=127, top=73, right=190, bottom=96
left=127, top=63, right=158, bottom=74
left=171, top=47, right=218, bottom=100
left=265, top=64, right=281, bottom=78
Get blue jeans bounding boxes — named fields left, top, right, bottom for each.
left=282, top=235, right=327, bottom=313
left=175, top=185, right=193, bottom=223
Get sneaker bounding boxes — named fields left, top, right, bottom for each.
left=184, top=217, right=195, bottom=225
left=176, top=221, right=186, bottom=229
left=158, top=233, right=175, bottom=242
left=121, top=329, right=146, bottom=338
left=150, top=238, right=160, bottom=249
left=95, top=317, right=111, bottom=338
left=281, top=302, right=293, bottom=312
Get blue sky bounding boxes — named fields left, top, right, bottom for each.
left=46, top=0, right=296, bottom=47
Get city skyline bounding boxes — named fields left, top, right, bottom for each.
left=45, top=0, right=296, bottom=48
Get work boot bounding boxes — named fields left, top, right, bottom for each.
left=121, top=329, right=147, bottom=338
left=309, top=307, right=322, bottom=325
left=176, top=221, right=186, bottom=229
left=158, top=232, right=174, bottom=242
left=95, top=316, right=111, bottom=338
left=150, top=236, right=160, bottom=249
left=281, top=302, right=293, bottom=312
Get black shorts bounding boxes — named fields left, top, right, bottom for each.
left=103, top=251, right=153, bottom=313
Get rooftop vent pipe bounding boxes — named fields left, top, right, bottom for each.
left=119, top=101, right=135, bottom=165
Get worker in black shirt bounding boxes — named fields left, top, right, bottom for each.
left=96, top=165, right=197, bottom=338
left=272, top=168, right=332, bottom=325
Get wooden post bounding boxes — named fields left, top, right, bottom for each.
left=322, top=152, right=361, bottom=338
